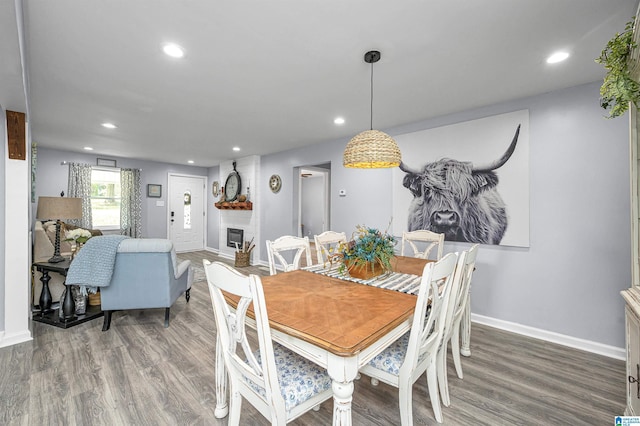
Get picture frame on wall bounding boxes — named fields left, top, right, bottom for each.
left=147, top=184, right=162, bottom=198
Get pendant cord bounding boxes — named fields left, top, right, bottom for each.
left=370, top=60, right=374, bottom=130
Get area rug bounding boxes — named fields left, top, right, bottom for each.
left=192, top=265, right=206, bottom=283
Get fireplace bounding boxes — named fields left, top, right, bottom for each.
left=227, top=228, right=244, bottom=249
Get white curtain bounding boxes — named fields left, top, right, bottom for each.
left=67, top=162, right=93, bottom=229
left=120, top=168, right=142, bottom=237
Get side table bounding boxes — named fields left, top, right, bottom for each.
left=32, top=260, right=104, bottom=329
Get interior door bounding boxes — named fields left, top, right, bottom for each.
left=168, top=174, right=205, bottom=252
left=298, top=166, right=330, bottom=237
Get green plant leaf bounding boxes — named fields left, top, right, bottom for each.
left=596, top=17, right=639, bottom=118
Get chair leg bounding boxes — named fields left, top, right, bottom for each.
left=164, top=308, right=170, bottom=328
left=102, top=310, right=112, bottom=331
left=427, top=361, right=443, bottom=423
left=398, top=379, right=414, bottom=426
left=437, top=340, right=451, bottom=407
left=185, top=288, right=191, bottom=302
left=452, top=324, right=464, bottom=379
left=228, top=386, right=243, bottom=425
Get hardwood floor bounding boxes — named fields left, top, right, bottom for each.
left=2, top=250, right=625, bottom=425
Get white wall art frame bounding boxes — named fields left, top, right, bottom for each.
left=392, top=109, right=530, bottom=247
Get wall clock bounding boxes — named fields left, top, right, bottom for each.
left=269, top=174, right=282, bottom=193
left=224, top=162, right=242, bottom=202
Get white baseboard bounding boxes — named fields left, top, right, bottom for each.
left=0, top=330, right=32, bottom=348
left=471, top=313, right=625, bottom=360
left=205, top=246, right=219, bottom=254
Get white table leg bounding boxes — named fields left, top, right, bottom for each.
left=461, top=292, right=471, bottom=357
left=214, top=334, right=229, bottom=418
left=328, top=355, right=357, bottom=426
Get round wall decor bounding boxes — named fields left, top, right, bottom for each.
left=269, top=174, right=282, bottom=193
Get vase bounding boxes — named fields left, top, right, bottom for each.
left=346, top=259, right=385, bottom=280
left=71, top=242, right=84, bottom=260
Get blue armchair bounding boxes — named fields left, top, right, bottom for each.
left=101, top=238, right=192, bottom=331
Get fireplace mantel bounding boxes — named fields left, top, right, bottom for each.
left=214, top=201, right=253, bottom=210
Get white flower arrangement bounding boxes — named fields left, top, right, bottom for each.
left=65, top=228, right=92, bottom=244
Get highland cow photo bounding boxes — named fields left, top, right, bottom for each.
left=392, top=110, right=530, bottom=247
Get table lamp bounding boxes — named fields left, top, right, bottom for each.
left=36, top=196, right=83, bottom=263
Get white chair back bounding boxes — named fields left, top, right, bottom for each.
left=360, top=252, right=458, bottom=424
left=402, top=252, right=458, bottom=378
left=437, top=244, right=479, bottom=407
left=203, top=260, right=332, bottom=425
left=265, top=235, right=313, bottom=275
left=313, top=231, right=347, bottom=264
left=401, top=230, right=445, bottom=260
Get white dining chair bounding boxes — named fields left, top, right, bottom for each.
left=359, top=252, right=459, bottom=424
left=401, top=230, right=445, bottom=260
left=203, top=260, right=332, bottom=425
left=266, top=235, right=313, bottom=275
left=436, top=244, right=479, bottom=407
left=313, top=230, right=347, bottom=264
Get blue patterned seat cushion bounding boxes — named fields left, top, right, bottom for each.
left=367, top=331, right=431, bottom=376
left=367, top=332, right=411, bottom=376
left=244, top=342, right=332, bottom=411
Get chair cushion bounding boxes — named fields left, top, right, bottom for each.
left=367, top=332, right=410, bottom=376
left=367, top=331, right=431, bottom=376
left=244, top=342, right=331, bottom=411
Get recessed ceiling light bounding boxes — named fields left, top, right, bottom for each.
left=102, top=122, right=117, bottom=129
left=187, top=160, right=194, bottom=164
left=233, top=147, right=240, bottom=152
left=334, top=117, right=345, bottom=125
left=163, top=43, right=185, bottom=58
left=83, top=147, right=93, bottom=151
left=546, top=51, right=569, bottom=64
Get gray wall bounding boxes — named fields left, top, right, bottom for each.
left=34, top=148, right=208, bottom=239
left=260, top=81, right=630, bottom=348
left=207, top=165, right=220, bottom=249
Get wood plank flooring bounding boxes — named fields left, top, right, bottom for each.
left=1, top=250, right=625, bottom=425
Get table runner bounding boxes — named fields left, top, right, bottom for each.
left=303, top=263, right=424, bottom=295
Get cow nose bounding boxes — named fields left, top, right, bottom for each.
left=431, top=210, right=459, bottom=227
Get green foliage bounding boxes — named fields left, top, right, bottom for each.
left=595, top=18, right=640, bottom=118
left=338, top=225, right=396, bottom=273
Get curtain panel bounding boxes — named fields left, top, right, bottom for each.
left=67, top=162, right=93, bottom=229
left=120, top=168, right=142, bottom=237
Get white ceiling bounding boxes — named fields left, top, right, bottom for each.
left=2, top=1, right=638, bottom=167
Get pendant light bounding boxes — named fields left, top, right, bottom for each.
left=343, top=50, right=401, bottom=168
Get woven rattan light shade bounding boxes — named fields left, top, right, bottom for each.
left=343, top=130, right=401, bottom=168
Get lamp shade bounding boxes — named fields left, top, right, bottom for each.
left=343, top=130, right=402, bottom=168
left=36, top=197, right=83, bottom=220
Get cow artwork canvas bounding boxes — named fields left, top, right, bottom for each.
left=392, top=110, right=530, bottom=247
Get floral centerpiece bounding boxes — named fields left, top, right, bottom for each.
left=65, top=228, right=92, bottom=245
left=65, top=228, right=92, bottom=259
left=338, top=225, right=396, bottom=280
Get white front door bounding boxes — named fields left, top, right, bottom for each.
left=168, top=174, right=206, bottom=252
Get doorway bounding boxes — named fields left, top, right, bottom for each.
left=168, top=174, right=206, bottom=252
left=297, top=164, right=330, bottom=238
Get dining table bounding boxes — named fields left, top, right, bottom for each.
left=213, top=255, right=471, bottom=426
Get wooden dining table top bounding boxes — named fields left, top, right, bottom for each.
left=224, top=256, right=432, bottom=357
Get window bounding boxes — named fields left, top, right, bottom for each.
left=91, top=168, right=121, bottom=229
left=184, top=191, right=192, bottom=229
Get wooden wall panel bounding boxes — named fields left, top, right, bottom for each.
left=7, top=110, right=26, bottom=160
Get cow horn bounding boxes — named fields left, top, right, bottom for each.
left=399, top=161, right=420, bottom=174
left=472, top=124, right=521, bottom=172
